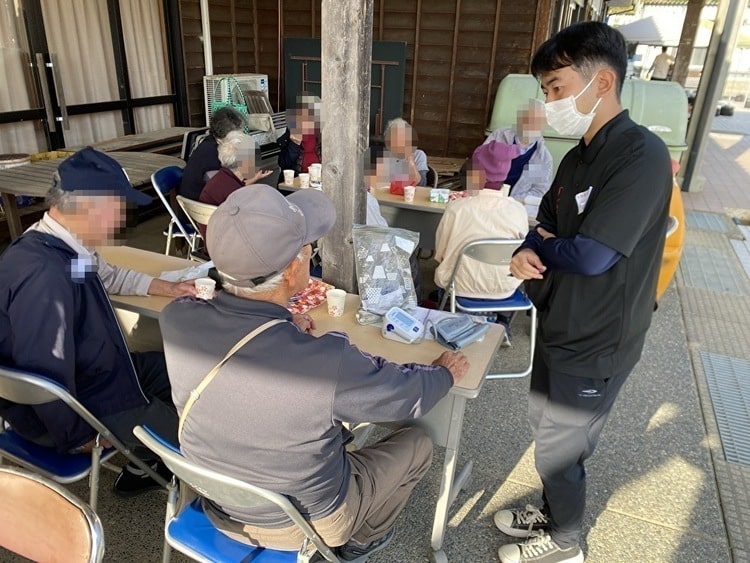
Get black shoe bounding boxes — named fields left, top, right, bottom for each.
left=113, top=460, right=171, bottom=497
left=496, top=314, right=513, bottom=347
left=336, top=527, right=396, bottom=562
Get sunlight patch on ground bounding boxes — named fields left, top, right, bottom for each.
left=646, top=402, right=681, bottom=433
left=605, top=457, right=703, bottom=526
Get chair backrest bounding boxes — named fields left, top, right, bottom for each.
left=176, top=195, right=218, bottom=233
left=133, top=426, right=339, bottom=562
left=0, top=466, right=105, bottom=562
left=426, top=165, right=438, bottom=188
left=152, top=166, right=191, bottom=239
left=455, top=238, right=524, bottom=268
left=181, top=128, right=210, bottom=161
left=0, top=366, right=169, bottom=489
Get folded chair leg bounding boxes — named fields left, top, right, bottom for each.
left=162, top=478, right=178, bottom=563
left=90, top=438, right=103, bottom=512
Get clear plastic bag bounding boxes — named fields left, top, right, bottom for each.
left=352, top=225, right=419, bottom=315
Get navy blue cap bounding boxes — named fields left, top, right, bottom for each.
left=57, top=147, right=152, bottom=206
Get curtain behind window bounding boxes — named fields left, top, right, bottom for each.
left=120, top=0, right=173, bottom=132
left=40, top=0, right=123, bottom=146
left=0, top=0, right=42, bottom=153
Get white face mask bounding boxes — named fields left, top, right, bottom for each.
left=544, top=74, right=602, bottom=137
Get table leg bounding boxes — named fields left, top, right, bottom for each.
left=1, top=192, right=22, bottom=240
left=430, top=395, right=470, bottom=561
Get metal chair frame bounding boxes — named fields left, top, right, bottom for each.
left=439, top=238, right=537, bottom=379
left=175, top=195, right=218, bottom=262
left=133, top=425, right=340, bottom=563
left=0, top=466, right=105, bottom=563
left=180, top=128, right=210, bottom=162
left=0, top=366, right=169, bottom=511
left=152, top=166, right=200, bottom=256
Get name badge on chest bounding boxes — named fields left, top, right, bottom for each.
left=575, top=186, right=594, bottom=214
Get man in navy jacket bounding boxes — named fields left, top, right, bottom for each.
left=0, top=147, right=195, bottom=495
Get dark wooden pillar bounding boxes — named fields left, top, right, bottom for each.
left=673, top=0, right=704, bottom=87
left=319, top=0, right=373, bottom=292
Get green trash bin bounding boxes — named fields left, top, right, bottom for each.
left=486, top=74, right=688, bottom=173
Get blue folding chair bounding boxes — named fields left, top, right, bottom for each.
left=152, top=166, right=201, bottom=256
left=0, top=366, right=169, bottom=512
left=439, top=238, right=537, bottom=379
left=133, top=425, right=340, bottom=563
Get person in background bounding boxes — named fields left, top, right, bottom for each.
left=434, top=154, right=529, bottom=344
left=0, top=148, right=197, bottom=496
left=277, top=95, right=322, bottom=176
left=649, top=46, right=674, bottom=81
left=479, top=100, right=554, bottom=216
left=496, top=22, right=672, bottom=563
left=197, top=131, right=272, bottom=240
left=382, top=118, right=428, bottom=187
left=160, top=185, right=469, bottom=561
left=180, top=107, right=248, bottom=201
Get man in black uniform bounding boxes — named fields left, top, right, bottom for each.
left=493, top=22, right=672, bottom=563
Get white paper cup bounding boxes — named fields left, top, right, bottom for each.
left=404, top=185, right=416, bottom=203
left=299, top=173, right=311, bottom=188
left=309, top=163, right=322, bottom=183
left=195, top=277, right=216, bottom=300
left=283, top=169, right=295, bottom=185
left=326, top=288, right=347, bottom=317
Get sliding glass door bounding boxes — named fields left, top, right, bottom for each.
left=0, top=0, right=179, bottom=154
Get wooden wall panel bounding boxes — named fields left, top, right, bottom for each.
left=178, top=0, right=551, bottom=157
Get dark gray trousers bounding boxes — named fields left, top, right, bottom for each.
left=100, top=351, right=179, bottom=457
left=528, top=349, right=631, bottom=549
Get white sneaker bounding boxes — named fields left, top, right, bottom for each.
left=494, top=504, right=549, bottom=538
left=498, top=531, right=584, bottom=563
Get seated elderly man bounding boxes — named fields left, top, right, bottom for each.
left=160, top=185, right=469, bottom=561
left=434, top=167, right=529, bottom=343
left=0, top=147, right=196, bottom=495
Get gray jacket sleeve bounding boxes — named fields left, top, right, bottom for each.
left=327, top=332, right=454, bottom=424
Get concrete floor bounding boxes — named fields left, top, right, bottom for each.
left=3, top=109, right=750, bottom=562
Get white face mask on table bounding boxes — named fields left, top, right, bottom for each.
left=544, top=74, right=602, bottom=137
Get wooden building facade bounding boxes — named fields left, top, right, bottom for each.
left=178, top=0, right=555, bottom=158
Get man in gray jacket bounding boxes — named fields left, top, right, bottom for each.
left=160, top=185, right=469, bottom=562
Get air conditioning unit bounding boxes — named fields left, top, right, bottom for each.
left=203, top=73, right=278, bottom=146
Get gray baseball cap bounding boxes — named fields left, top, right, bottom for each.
left=207, top=185, right=336, bottom=287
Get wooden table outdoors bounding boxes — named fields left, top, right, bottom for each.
left=65, top=127, right=201, bottom=154
left=0, top=151, right=183, bottom=240
left=102, top=245, right=505, bottom=562
left=279, top=179, right=448, bottom=249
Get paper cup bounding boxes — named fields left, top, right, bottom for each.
left=299, top=173, right=311, bottom=188
left=195, top=277, right=216, bottom=300
left=309, top=163, right=322, bottom=183
left=404, top=185, right=416, bottom=203
left=283, top=169, right=295, bottom=185
left=326, top=288, right=346, bottom=317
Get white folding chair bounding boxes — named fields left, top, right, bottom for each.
left=152, top=166, right=201, bottom=256
left=439, top=238, right=537, bottom=379
left=0, top=366, right=169, bottom=512
left=0, top=466, right=105, bottom=563
left=176, top=195, right=218, bottom=261
left=133, top=425, right=340, bottom=563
